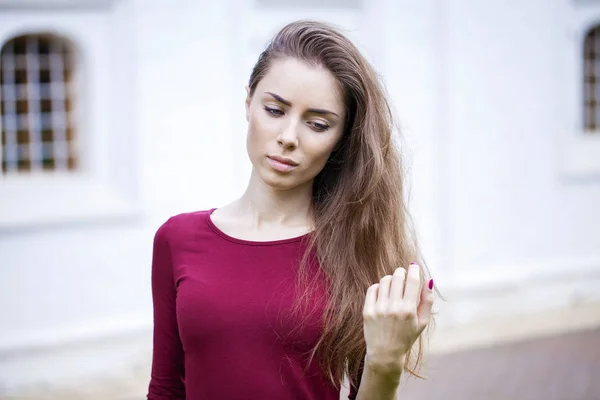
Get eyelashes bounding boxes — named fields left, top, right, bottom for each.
left=310, top=121, right=329, bottom=132
left=263, top=106, right=330, bottom=132
left=264, top=106, right=284, bottom=117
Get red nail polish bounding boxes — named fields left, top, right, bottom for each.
left=428, top=279, right=434, bottom=290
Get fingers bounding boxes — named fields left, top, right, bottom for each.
left=367, top=263, right=431, bottom=318
left=363, top=283, right=379, bottom=315
left=402, top=263, right=422, bottom=309
left=375, top=275, right=393, bottom=309
left=416, top=278, right=435, bottom=331
left=389, top=267, right=406, bottom=304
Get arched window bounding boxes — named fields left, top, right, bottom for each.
left=0, top=2, right=138, bottom=230
left=556, top=9, right=600, bottom=177
left=584, top=26, right=600, bottom=132
left=1, top=33, right=77, bottom=174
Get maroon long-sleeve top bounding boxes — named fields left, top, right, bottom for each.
left=147, top=209, right=359, bottom=399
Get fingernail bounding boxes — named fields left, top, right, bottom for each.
left=428, top=279, right=434, bottom=290
left=410, top=262, right=417, bottom=265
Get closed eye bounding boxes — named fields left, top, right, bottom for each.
left=264, top=106, right=284, bottom=117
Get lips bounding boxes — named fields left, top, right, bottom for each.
left=268, top=155, right=299, bottom=167
left=267, top=155, right=299, bottom=173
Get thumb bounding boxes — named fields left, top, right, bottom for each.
left=416, top=279, right=435, bottom=332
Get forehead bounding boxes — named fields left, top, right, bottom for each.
left=257, top=57, right=344, bottom=113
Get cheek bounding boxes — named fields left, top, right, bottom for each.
left=304, top=137, right=340, bottom=171
left=246, top=119, right=260, bottom=160
left=246, top=109, right=274, bottom=160
left=247, top=110, right=272, bottom=140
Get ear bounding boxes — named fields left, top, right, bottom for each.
left=245, top=86, right=251, bottom=122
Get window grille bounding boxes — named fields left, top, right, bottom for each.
left=1, top=33, right=77, bottom=173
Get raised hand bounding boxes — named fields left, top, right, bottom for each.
left=362, top=263, right=434, bottom=374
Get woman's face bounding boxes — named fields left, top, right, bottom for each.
left=245, top=57, right=346, bottom=191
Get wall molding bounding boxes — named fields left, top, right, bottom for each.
left=433, top=256, right=600, bottom=330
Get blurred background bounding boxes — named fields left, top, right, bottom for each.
left=1, top=0, right=599, bottom=399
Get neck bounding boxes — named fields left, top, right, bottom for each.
left=236, top=168, right=313, bottom=229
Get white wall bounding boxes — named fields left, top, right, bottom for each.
left=136, top=0, right=240, bottom=215
left=1, top=0, right=600, bottom=395
left=0, top=0, right=241, bottom=393
left=433, top=0, right=600, bottom=325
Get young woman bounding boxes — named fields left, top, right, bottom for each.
left=147, top=20, right=435, bottom=400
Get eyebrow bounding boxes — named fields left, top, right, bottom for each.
left=264, top=91, right=339, bottom=117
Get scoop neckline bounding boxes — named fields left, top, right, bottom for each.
left=205, top=208, right=312, bottom=246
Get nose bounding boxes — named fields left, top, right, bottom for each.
left=277, top=120, right=299, bottom=150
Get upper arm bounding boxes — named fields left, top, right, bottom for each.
left=147, top=220, right=186, bottom=400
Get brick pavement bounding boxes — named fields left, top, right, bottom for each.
left=4, top=328, right=599, bottom=399
left=399, top=327, right=600, bottom=400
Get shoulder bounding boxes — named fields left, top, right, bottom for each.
left=155, top=208, right=215, bottom=242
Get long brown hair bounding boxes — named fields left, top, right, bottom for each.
left=248, top=20, right=434, bottom=392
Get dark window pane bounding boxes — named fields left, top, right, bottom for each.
left=42, top=158, right=55, bottom=170
left=64, top=68, right=72, bottom=83
left=41, top=129, right=53, bottom=142
left=66, top=127, right=74, bottom=141
left=39, top=69, right=51, bottom=83
left=41, top=99, right=52, bottom=112
left=17, top=159, right=30, bottom=171
left=15, top=69, right=27, bottom=84
left=16, top=100, right=28, bottom=114
left=16, top=130, right=29, bottom=144
left=38, top=38, right=50, bottom=55
left=13, top=38, right=26, bottom=54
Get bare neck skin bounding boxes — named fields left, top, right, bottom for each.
left=212, top=169, right=314, bottom=240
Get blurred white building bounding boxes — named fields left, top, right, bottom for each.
left=1, top=0, right=599, bottom=396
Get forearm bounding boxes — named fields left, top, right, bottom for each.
left=355, top=355, right=403, bottom=400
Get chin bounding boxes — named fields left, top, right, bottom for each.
left=260, top=171, right=297, bottom=190
left=256, top=165, right=307, bottom=191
